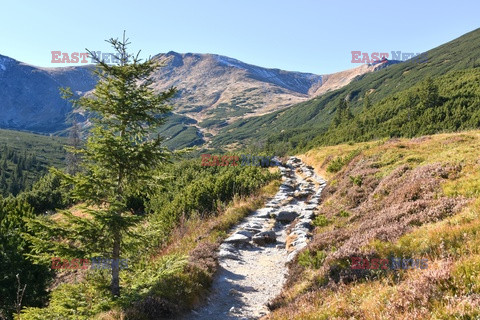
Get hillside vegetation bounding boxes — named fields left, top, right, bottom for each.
left=9, top=160, right=280, bottom=319
left=304, top=68, right=480, bottom=148
left=212, top=28, right=480, bottom=152
left=0, top=129, right=66, bottom=196
left=266, top=130, right=480, bottom=319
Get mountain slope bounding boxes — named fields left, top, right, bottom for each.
left=0, top=128, right=66, bottom=196
left=211, top=28, right=480, bottom=150
left=152, top=52, right=394, bottom=131
left=309, top=67, right=480, bottom=148
left=0, top=52, right=381, bottom=148
left=0, top=55, right=96, bottom=133
left=267, top=130, right=480, bottom=319
left=151, top=52, right=321, bottom=124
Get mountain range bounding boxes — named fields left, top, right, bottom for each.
left=0, top=51, right=392, bottom=147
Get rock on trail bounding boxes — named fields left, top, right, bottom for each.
left=181, top=157, right=326, bottom=320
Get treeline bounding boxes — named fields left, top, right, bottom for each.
left=0, top=146, right=46, bottom=197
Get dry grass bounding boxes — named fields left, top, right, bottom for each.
left=266, top=130, right=480, bottom=319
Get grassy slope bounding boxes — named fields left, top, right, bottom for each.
left=0, top=129, right=66, bottom=195
left=0, top=129, right=66, bottom=168
left=307, top=67, right=480, bottom=148
left=212, top=28, right=480, bottom=150
left=266, top=130, right=480, bottom=319
left=156, top=113, right=205, bottom=150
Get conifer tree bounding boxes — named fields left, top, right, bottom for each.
left=332, top=96, right=352, bottom=127
left=25, top=33, right=176, bottom=297
left=332, top=97, right=347, bottom=127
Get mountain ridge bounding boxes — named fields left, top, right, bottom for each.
left=211, top=28, right=480, bottom=150
left=0, top=51, right=387, bottom=147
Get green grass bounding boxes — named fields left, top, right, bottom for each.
left=268, top=130, right=480, bottom=319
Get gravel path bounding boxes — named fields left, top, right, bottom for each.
left=182, top=157, right=326, bottom=320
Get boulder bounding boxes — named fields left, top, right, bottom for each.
left=277, top=210, right=298, bottom=222
left=294, top=190, right=310, bottom=198
left=287, top=250, right=298, bottom=262
left=291, top=229, right=308, bottom=237
left=235, top=230, right=253, bottom=238
left=255, top=208, right=273, bottom=218
left=244, top=227, right=262, bottom=234
left=252, top=231, right=277, bottom=245
left=243, top=223, right=263, bottom=234
left=218, top=244, right=240, bottom=260
left=296, top=221, right=313, bottom=230
left=225, top=233, right=251, bottom=245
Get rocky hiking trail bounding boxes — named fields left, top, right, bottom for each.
left=182, top=157, right=326, bottom=320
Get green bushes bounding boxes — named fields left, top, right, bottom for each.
left=349, top=175, right=363, bottom=187
left=313, top=69, right=480, bottom=148
left=17, top=158, right=278, bottom=319
left=326, top=149, right=361, bottom=173
left=298, top=249, right=327, bottom=269
left=338, top=210, right=350, bottom=217
left=144, top=160, right=279, bottom=250
left=18, top=280, right=114, bottom=320
left=19, top=172, right=72, bottom=214
left=313, top=214, right=331, bottom=227
left=0, top=197, right=52, bottom=319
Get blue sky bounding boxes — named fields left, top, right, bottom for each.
left=0, top=0, right=478, bottom=74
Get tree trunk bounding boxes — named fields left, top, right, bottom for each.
left=111, top=229, right=121, bottom=296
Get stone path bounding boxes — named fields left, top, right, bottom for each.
left=181, top=157, right=326, bottom=320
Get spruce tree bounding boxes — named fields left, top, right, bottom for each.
left=332, top=96, right=352, bottom=127
left=25, top=33, right=176, bottom=297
